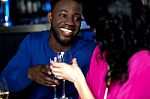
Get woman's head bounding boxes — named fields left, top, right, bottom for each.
left=83, top=0, right=150, bottom=83
left=95, top=0, right=148, bottom=48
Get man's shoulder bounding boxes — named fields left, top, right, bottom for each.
left=28, top=30, right=48, bottom=38
left=77, top=37, right=96, bottom=48
left=74, top=37, right=97, bottom=54
left=20, top=31, right=48, bottom=47
left=23, top=30, right=48, bottom=42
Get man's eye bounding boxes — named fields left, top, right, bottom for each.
left=74, top=17, right=82, bottom=21
left=60, top=14, right=66, bottom=18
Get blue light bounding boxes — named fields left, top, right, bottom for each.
left=3, top=0, right=11, bottom=26
left=45, top=2, right=51, bottom=11
left=5, top=0, right=9, bottom=17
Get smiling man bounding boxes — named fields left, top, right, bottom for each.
left=1, top=0, right=96, bottom=99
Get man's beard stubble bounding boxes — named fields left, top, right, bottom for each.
left=53, top=31, right=77, bottom=46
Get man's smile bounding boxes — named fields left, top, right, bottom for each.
left=60, top=28, right=74, bottom=37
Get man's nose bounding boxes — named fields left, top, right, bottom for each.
left=65, top=17, right=75, bottom=26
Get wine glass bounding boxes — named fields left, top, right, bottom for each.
left=47, top=58, right=58, bottom=99
left=48, top=52, right=65, bottom=99
left=0, top=76, right=9, bottom=99
left=57, top=52, right=66, bottom=99
left=56, top=51, right=72, bottom=99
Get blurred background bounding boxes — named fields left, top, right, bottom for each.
left=0, top=0, right=89, bottom=28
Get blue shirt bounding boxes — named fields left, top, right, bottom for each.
left=2, top=30, right=96, bottom=99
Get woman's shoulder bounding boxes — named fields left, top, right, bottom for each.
left=91, top=45, right=102, bottom=61
left=90, top=45, right=107, bottom=67
left=128, top=50, right=150, bottom=73
left=129, top=50, right=150, bottom=64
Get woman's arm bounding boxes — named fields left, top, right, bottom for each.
left=50, top=58, right=94, bottom=99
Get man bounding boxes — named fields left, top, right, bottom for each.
left=1, top=0, right=96, bottom=98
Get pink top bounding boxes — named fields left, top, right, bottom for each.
left=86, top=45, right=150, bottom=99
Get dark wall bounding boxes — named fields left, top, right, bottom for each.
left=0, top=33, right=28, bottom=99
left=0, top=33, right=27, bottom=73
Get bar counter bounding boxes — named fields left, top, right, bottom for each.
left=0, top=23, right=51, bottom=33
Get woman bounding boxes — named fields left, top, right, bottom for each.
left=50, top=0, right=150, bottom=98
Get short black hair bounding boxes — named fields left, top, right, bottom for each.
left=50, top=0, right=82, bottom=11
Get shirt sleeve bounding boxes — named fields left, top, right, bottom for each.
left=1, top=34, right=33, bottom=92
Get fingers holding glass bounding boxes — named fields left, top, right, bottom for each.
left=50, top=61, right=76, bottom=82
left=28, top=64, right=59, bottom=86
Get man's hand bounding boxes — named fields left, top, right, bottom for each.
left=28, top=64, right=59, bottom=86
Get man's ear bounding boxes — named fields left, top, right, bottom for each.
left=47, top=12, right=52, bottom=22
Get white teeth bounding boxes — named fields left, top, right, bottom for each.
left=60, top=28, right=72, bottom=33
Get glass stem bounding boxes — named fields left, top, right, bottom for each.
left=62, top=79, right=66, bottom=98
left=54, top=86, right=57, bottom=99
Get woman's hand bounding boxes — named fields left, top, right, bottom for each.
left=50, top=58, right=85, bottom=83
left=51, top=58, right=94, bottom=99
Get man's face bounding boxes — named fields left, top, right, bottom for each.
left=51, top=0, right=82, bottom=46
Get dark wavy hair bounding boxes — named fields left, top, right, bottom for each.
left=82, top=0, right=150, bottom=85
